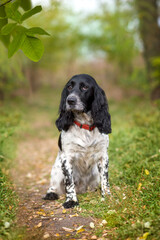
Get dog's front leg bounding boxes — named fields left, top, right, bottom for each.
left=98, top=150, right=111, bottom=198
left=61, top=154, right=79, bottom=208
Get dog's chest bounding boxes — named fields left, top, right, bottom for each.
left=61, top=126, right=109, bottom=168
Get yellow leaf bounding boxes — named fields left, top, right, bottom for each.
left=9, top=206, right=12, bottom=210
left=35, top=222, right=42, bottom=228
left=65, top=233, right=71, bottom=237
left=143, top=232, right=149, bottom=239
left=62, top=209, right=66, bottom=214
left=138, top=183, right=142, bottom=191
left=77, top=228, right=85, bottom=233
left=137, top=232, right=150, bottom=240
left=69, top=213, right=79, bottom=218
left=36, top=211, right=46, bottom=216
left=55, top=233, right=60, bottom=237
left=49, top=211, right=54, bottom=215
left=145, top=169, right=149, bottom=175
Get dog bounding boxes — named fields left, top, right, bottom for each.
left=43, top=74, right=111, bottom=208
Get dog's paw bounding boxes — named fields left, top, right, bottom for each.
left=42, top=192, right=59, bottom=200
left=63, top=200, right=79, bottom=209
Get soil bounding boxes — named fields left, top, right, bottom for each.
left=11, top=120, right=97, bottom=240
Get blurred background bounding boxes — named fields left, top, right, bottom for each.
left=0, top=0, right=160, bottom=101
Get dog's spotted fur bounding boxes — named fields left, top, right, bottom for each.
left=43, top=74, right=111, bottom=208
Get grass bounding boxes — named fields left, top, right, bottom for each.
left=0, top=108, right=21, bottom=238
left=78, top=97, right=160, bottom=240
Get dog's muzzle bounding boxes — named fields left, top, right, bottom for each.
left=67, top=96, right=77, bottom=106
left=66, top=94, right=84, bottom=111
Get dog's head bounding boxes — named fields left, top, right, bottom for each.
left=56, top=74, right=111, bottom=134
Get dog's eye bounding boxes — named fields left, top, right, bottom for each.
left=82, top=85, right=89, bottom=91
left=68, top=85, right=73, bottom=90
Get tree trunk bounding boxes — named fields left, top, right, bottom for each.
left=135, top=0, right=160, bottom=99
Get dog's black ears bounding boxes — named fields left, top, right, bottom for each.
left=56, top=87, right=74, bottom=131
left=91, top=85, right=111, bottom=134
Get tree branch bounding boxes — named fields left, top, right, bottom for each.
left=0, top=0, right=12, bottom=7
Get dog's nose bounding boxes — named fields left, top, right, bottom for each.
left=67, top=96, right=77, bottom=105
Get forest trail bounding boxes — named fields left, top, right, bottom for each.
left=11, top=114, right=98, bottom=240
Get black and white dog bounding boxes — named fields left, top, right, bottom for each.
left=44, top=74, right=111, bottom=208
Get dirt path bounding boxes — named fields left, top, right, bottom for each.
left=11, top=119, right=97, bottom=240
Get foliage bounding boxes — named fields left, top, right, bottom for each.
left=0, top=42, right=25, bottom=99
left=0, top=0, right=49, bottom=62
left=83, top=1, right=139, bottom=74
left=25, top=2, right=83, bottom=70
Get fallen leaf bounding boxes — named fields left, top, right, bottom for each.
left=62, top=209, right=67, bottom=214
left=36, top=211, right=46, bottom=216
left=69, top=213, right=79, bottom=218
left=49, top=211, right=54, bottom=216
left=77, top=228, right=85, bottom=233
left=62, top=227, right=74, bottom=232
left=43, top=233, right=50, bottom=239
left=145, top=169, right=149, bottom=175
left=76, top=225, right=84, bottom=231
left=37, top=179, right=47, bottom=184
left=65, top=233, right=71, bottom=236
left=91, top=236, right=97, bottom=239
left=137, top=232, right=149, bottom=240
left=35, top=222, right=42, bottom=228
left=138, top=183, right=142, bottom=191
left=90, top=222, right=95, bottom=229
left=4, top=222, right=10, bottom=228
left=26, top=173, right=32, bottom=178
left=144, top=222, right=151, bottom=228
left=54, top=233, right=60, bottom=237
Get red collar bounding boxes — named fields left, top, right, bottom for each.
left=74, top=120, right=96, bottom=131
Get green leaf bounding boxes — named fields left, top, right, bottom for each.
left=0, top=6, right=7, bottom=29
left=5, top=0, right=22, bottom=22
left=1, top=23, right=17, bottom=35
left=8, top=33, right=25, bottom=58
left=0, top=35, right=10, bottom=47
left=26, top=27, right=50, bottom=36
left=21, top=35, right=44, bottom=62
left=20, top=0, right=32, bottom=11
left=21, top=5, right=42, bottom=22
left=0, top=16, right=7, bottom=19
left=0, top=5, right=10, bottom=46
